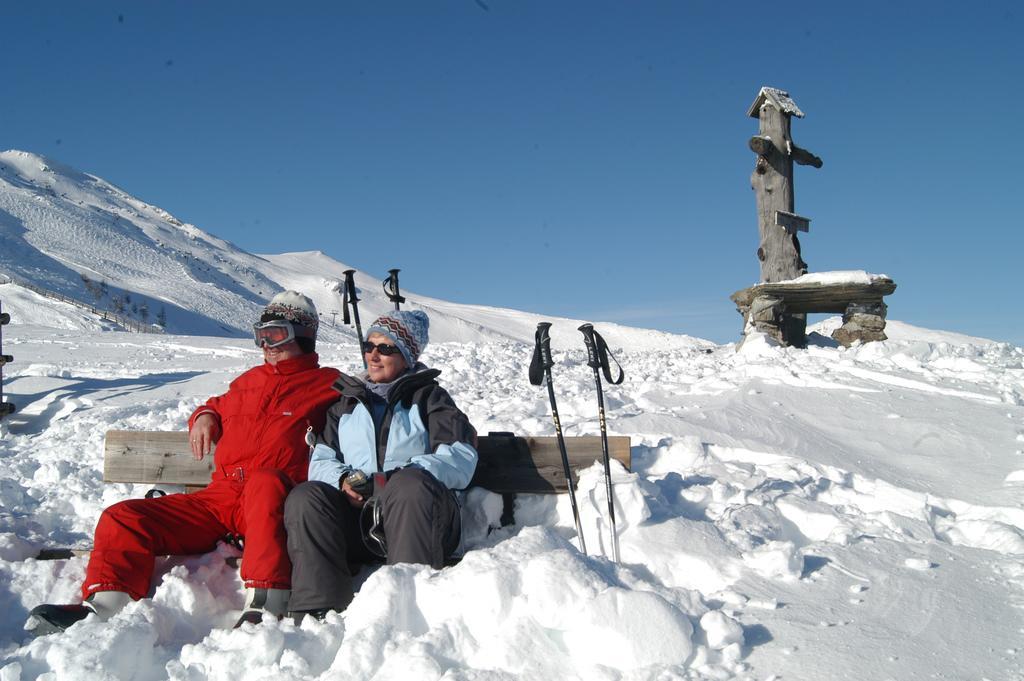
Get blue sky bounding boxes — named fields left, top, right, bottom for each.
left=3, top=2, right=1021, bottom=345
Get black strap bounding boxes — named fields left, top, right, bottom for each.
left=596, top=331, right=624, bottom=385
left=382, top=269, right=405, bottom=309
left=342, top=270, right=358, bottom=325
left=342, top=287, right=352, bottom=325
left=589, top=328, right=624, bottom=385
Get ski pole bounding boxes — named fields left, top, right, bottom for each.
left=382, top=269, right=405, bottom=310
left=578, top=323, right=624, bottom=562
left=529, top=322, right=587, bottom=555
left=341, top=269, right=367, bottom=370
left=0, top=301, right=14, bottom=418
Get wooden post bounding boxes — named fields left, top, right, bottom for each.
left=748, top=87, right=822, bottom=346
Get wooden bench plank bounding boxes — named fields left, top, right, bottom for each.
left=104, top=430, right=217, bottom=485
left=473, top=434, right=629, bottom=493
left=104, top=430, right=631, bottom=494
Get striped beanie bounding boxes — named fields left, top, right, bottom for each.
left=367, top=310, right=429, bottom=368
left=260, top=290, right=319, bottom=352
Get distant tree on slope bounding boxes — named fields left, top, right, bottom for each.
left=81, top=274, right=102, bottom=301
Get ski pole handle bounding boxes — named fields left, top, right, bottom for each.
left=382, top=268, right=405, bottom=310
left=578, top=323, right=600, bottom=369
left=343, top=270, right=359, bottom=303
left=342, top=270, right=358, bottom=325
left=342, top=269, right=367, bottom=369
left=529, top=322, right=555, bottom=386
left=577, top=323, right=624, bottom=385
left=536, top=323, right=554, bottom=370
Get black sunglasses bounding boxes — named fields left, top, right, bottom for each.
left=361, top=341, right=402, bottom=356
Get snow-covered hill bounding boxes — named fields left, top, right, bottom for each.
left=0, top=150, right=707, bottom=351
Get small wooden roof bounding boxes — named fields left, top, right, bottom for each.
left=748, top=86, right=805, bottom=119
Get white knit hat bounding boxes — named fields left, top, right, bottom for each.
left=260, top=291, right=319, bottom=350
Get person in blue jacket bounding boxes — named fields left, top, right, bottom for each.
left=283, top=309, right=478, bottom=619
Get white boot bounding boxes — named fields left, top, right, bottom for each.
left=27, top=590, right=131, bottom=636
left=85, top=591, right=132, bottom=620
left=234, top=587, right=290, bottom=627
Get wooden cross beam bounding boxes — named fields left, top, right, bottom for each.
left=775, top=210, right=810, bottom=235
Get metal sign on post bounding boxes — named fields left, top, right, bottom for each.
left=775, top=210, right=811, bottom=235
left=0, top=301, right=15, bottom=419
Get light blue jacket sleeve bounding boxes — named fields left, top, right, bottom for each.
left=385, top=388, right=477, bottom=489
left=409, top=440, right=478, bottom=490
left=307, top=443, right=351, bottom=489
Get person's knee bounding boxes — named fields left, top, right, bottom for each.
left=93, top=498, right=160, bottom=551
left=382, top=467, right=435, bottom=504
left=380, top=468, right=449, bottom=525
left=98, top=498, right=149, bottom=531
left=284, top=481, right=337, bottom=525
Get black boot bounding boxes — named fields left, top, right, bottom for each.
left=27, top=591, right=130, bottom=636
left=26, top=604, right=93, bottom=636
left=288, top=608, right=332, bottom=625
left=234, top=610, right=264, bottom=627
left=233, top=587, right=290, bottom=628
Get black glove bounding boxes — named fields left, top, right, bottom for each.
left=345, top=470, right=374, bottom=497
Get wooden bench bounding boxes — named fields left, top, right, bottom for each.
left=105, top=429, right=631, bottom=524
left=102, top=430, right=630, bottom=494
left=36, top=430, right=630, bottom=560
left=731, top=275, right=897, bottom=348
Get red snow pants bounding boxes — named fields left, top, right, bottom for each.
left=82, top=469, right=293, bottom=601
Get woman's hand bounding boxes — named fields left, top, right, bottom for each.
left=340, top=478, right=366, bottom=508
left=189, top=413, right=222, bottom=461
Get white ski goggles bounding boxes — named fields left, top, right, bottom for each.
left=253, top=320, right=303, bottom=348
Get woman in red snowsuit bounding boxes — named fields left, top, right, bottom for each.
left=29, top=291, right=340, bottom=634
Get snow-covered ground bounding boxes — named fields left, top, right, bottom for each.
left=1, top=284, right=1022, bottom=681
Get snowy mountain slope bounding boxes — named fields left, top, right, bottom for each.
left=1, top=150, right=709, bottom=351
left=0, top=150, right=282, bottom=337
left=0, top=285, right=120, bottom=333
left=0, top=315, right=1022, bottom=680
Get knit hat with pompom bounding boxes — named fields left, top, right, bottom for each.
left=366, top=309, right=429, bottom=369
left=260, top=290, right=319, bottom=353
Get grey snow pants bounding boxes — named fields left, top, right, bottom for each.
left=284, top=466, right=461, bottom=613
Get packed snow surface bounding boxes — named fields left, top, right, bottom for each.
left=1, top=287, right=1023, bottom=681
